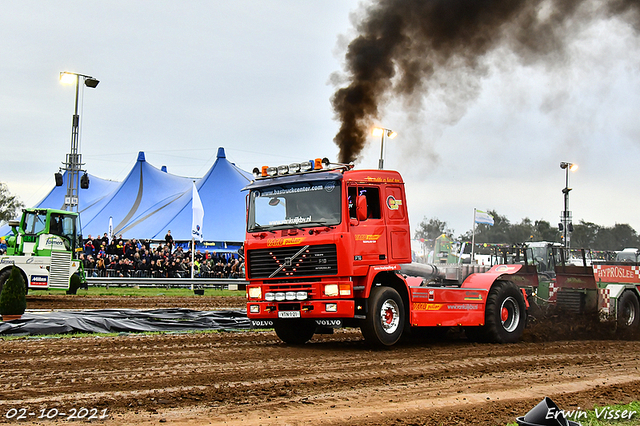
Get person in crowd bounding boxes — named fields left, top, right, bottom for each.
left=96, top=256, right=106, bottom=277
left=164, top=230, right=174, bottom=253
left=84, top=235, right=95, bottom=256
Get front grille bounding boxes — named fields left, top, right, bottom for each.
left=50, top=251, right=71, bottom=287
left=248, top=244, right=338, bottom=279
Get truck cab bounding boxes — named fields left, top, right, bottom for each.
left=245, top=159, right=411, bottom=341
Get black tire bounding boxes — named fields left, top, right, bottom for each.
left=274, top=319, right=316, bottom=344
left=617, top=291, right=640, bottom=334
left=482, top=281, right=527, bottom=343
left=361, top=286, right=405, bottom=346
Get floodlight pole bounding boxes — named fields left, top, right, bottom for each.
left=560, top=161, right=576, bottom=249
left=374, top=127, right=397, bottom=170
left=378, top=132, right=385, bottom=170
left=60, top=72, right=99, bottom=212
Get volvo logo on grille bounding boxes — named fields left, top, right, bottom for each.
left=269, top=245, right=310, bottom=278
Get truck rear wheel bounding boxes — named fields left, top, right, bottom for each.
left=274, top=319, right=316, bottom=344
left=482, top=280, right=526, bottom=343
left=361, top=286, right=405, bottom=346
left=617, top=291, right=640, bottom=334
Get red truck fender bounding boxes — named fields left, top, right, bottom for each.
left=355, top=264, right=409, bottom=299
left=461, top=264, right=525, bottom=289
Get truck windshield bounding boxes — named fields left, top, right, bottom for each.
left=248, top=180, right=341, bottom=232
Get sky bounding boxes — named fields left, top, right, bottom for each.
left=2, top=1, right=640, bottom=240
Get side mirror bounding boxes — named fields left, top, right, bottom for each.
left=356, top=195, right=368, bottom=222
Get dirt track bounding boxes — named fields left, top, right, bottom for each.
left=1, top=296, right=639, bottom=425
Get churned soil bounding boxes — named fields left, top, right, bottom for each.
left=2, top=295, right=639, bottom=425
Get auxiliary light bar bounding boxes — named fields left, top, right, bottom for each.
left=252, top=157, right=332, bottom=178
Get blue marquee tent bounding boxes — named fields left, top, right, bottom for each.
left=1, top=147, right=253, bottom=243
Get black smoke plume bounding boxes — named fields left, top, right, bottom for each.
left=331, top=0, right=640, bottom=164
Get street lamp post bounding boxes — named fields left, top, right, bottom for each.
left=560, top=161, right=578, bottom=249
left=58, top=72, right=99, bottom=212
left=372, top=127, right=397, bottom=170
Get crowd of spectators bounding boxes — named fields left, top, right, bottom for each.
left=80, top=233, right=244, bottom=279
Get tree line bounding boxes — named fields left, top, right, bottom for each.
left=414, top=210, right=640, bottom=252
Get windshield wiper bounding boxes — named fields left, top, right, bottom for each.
left=250, top=224, right=275, bottom=233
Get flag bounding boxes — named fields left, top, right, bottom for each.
left=475, top=209, right=494, bottom=226
left=191, top=182, right=204, bottom=242
left=108, top=216, right=113, bottom=242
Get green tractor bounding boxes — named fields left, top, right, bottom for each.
left=1, top=208, right=85, bottom=293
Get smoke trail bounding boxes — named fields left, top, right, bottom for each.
left=331, top=0, right=640, bottom=164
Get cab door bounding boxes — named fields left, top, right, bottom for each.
left=348, top=185, right=388, bottom=272
left=383, top=185, right=411, bottom=264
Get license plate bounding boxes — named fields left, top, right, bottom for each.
left=278, top=311, right=301, bottom=318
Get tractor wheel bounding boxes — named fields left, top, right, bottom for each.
left=361, top=286, right=405, bottom=346
left=274, top=319, right=316, bottom=344
left=482, top=281, right=527, bottom=343
left=617, top=291, right=640, bottom=334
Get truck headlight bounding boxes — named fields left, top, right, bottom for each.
left=326, top=303, right=338, bottom=312
left=248, top=287, right=262, bottom=299
left=324, top=284, right=339, bottom=297
left=249, top=305, right=260, bottom=314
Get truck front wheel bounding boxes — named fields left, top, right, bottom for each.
left=617, top=291, right=640, bottom=334
left=274, top=319, right=316, bottom=344
left=361, top=286, right=405, bottom=346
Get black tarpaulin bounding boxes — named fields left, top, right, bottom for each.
left=0, top=309, right=250, bottom=336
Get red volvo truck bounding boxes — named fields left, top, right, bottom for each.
left=244, top=159, right=536, bottom=346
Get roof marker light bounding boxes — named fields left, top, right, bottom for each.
left=301, top=161, right=313, bottom=172
left=252, top=167, right=261, bottom=178
left=314, top=158, right=322, bottom=170
left=261, top=166, right=268, bottom=177
left=289, top=163, right=301, bottom=173
left=266, top=167, right=278, bottom=177
left=277, top=165, right=289, bottom=175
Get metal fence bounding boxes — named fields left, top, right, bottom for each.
left=86, top=276, right=247, bottom=290
left=84, top=268, right=245, bottom=280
